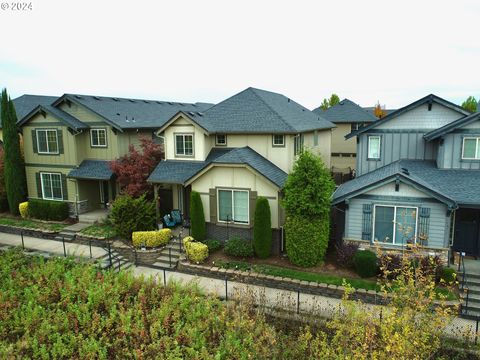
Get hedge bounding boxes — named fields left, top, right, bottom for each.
left=28, top=199, right=69, bottom=221
left=185, top=241, right=209, bottom=263
left=253, top=197, right=272, bottom=259
left=225, top=237, right=254, bottom=258
left=353, top=250, right=378, bottom=278
left=19, top=202, right=29, bottom=219
left=190, top=191, right=206, bottom=240
left=132, top=229, right=172, bottom=248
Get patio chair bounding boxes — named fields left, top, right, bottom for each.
left=170, top=209, right=183, bottom=225
left=163, top=214, right=176, bottom=228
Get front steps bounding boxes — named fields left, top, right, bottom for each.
left=54, top=229, right=77, bottom=242
left=152, top=237, right=182, bottom=269
left=459, top=272, right=480, bottom=318
left=97, top=249, right=134, bottom=272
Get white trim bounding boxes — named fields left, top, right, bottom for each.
left=174, top=133, right=194, bottom=157
left=36, top=129, right=59, bottom=154
left=40, top=172, right=63, bottom=201
left=461, top=137, right=480, bottom=160
left=367, top=135, right=381, bottom=159
left=217, top=188, right=249, bottom=225
left=215, top=134, right=227, bottom=146
left=272, top=134, right=285, bottom=146
left=90, top=128, right=107, bottom=147
left=372, top=204, right=418, bottom=245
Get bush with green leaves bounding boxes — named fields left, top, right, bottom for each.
left=109, top=194, right=156, bottom=240
left=132, top=229, right=171, bottom=248
left=353, top=250, right=378, bottom=278
left=285, top=216, right=329, bottom=267
left=224, top=237, right=254, bottom=258
left=440, top=267, right=456, bottom=284
left=201, top=239, right=222, bottom=252
left=185, top=241, right=209, bottom=263
left=253, top=197, right=272, bottom=258
left=190, top=191, right=206, bottom=241
left=28, top=199, right=69, bottom=221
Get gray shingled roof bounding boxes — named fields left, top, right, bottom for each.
left=55, top=94, right=214, bottom=130
left=312, top=99, right=377, bottom=123
left=363, top=106, right=396, bottom=118
left=184, top=87, right=334, bottom=134
left=0, top=95, right=57, bottom=128
left=17, top=105, right=89, bottom=131
left=148, top=146, right=287, bottom=188
left=333, top=159, right=480, bottom=207
left=68, top=160, right=114, bottom=180
left=424, top=111, right=480, bottom=141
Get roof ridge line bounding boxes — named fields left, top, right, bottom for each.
left=249, top=88, right=296, bottom=133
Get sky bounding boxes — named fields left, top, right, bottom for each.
left=0, top=0, right=479, bottom=109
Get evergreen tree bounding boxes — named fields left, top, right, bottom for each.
left=461, top=96, right=478, bottom=113
left=1, top=89, right=27, bottom=215
left=190, top=191, right=206, bottom=240
left=253, top=197, right=272, bottom=258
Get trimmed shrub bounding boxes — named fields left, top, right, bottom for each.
left=183, top=236, right=195, bottom=248
left=419, top=255, right=443, bottom=282
left=190, top=191, right=206, bottom=241
left=285, top=216, right=329, bottom=267
left=224, top=237, right=254, bottom=258
left=253, top=197, right=272, bottom=259
left=109, top=194, right=156, bottom=240
left=19, top=202, right=29, bottom=219
left=379, top=253, right=402, bottom=279
left=28, top=199, right=69, bottom=221
left=201, top=239, right=222, bottom=252
left=353, top=250, right=378, bottom=278
left=132, top=229, right=171, bottom=248
left=441, top=267, right=456, bottom=284
left=335, top=241, right=359, bottom=268
left=185, top=241, right=209, bottom=263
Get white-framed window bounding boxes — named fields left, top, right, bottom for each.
left=462, top=137, right=480, bottom=160
left=367, top=135, right=381, bottom=159
left=36, top=129, right=59, bottom=154
left=273, top=134, right=285, bottom=147
left=90, top=128, right=107, bottom=147
left=216, top=134, right=227, bottom=146
left=175, top=133, right=194, bottom=156
left=293, top=134, right=304, bottom=156
left=217, top=189, right=249, bottom=224
left=373, top=205, right=418, bottom=245
left=40, top=172, right=63, bottom=201
left=351, top=123, right=364, bottom=132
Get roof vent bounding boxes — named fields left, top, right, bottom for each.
left=75, top=95, right=83, bottom=99
left=287, top=98, right=290, bottom=103
left=112, top=98, right=119, bottom=101
left=156, top=101, right=163, bottom=105
left=168, top=102, right=173, bottom=105
left=125, top=116, right=130, bottom=122
left=197, top=112, right=204, bottom=116
left=129, top=99, right=136, bottom=103
left=143, top=100, right=149, bottom=104
left=93, top=96, right=101, bottom=100
left=188, top=112, right=195, bottom=116
left=179, top=103, right=184, bottom=106
left=401, top=167, right=410, bottom=176
left=116, top=113, right=120, bottom=116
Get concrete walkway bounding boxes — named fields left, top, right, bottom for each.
left=0, top=231, right=479, bottom=342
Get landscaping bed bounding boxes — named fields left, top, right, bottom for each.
left=78, top=223, right=116, bottom=240
left=0, top=214, right=68, bottom=232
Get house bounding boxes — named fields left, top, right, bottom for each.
left=332, top=94, right=480, bottom=261
left=148, top=87, right=335, bottom=250
left=313, top=99, right=377, bottom=181
left=16, top=94, right=212, bottom=215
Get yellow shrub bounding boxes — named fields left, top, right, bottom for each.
left=186, top=241, right=209, bottom=263
left=19, top=202, right=29, bottom=219
left=132, top=229, right=172, bottom=248
left=183, top=236, right=195, bottom=248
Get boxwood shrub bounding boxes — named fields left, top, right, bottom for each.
left=224, top=237, right=254, bottom=258
left=28, top=199, right=69, bottom=221
left=201, top=239, right=222, bottom=252
left=132, top=229, right=171, bottom=248
left=353, top=250, right=378, bottom=278
left=186, top=241, right=209, bottom=263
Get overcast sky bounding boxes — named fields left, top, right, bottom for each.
left=1, top=0, right=479, bottom=109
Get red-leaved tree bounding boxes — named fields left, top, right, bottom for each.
left=110, top=137, right=164, bottom=198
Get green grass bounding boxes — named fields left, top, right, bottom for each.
left=0, top=217, right=66, bottom=231
left=80, top=224, right=116, bottom=239
left=434, top=287, right=458, bottom=301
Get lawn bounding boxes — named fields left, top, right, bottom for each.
left=0, top=216, right=66, bottom=232
left=80, top=223, right=116, bottom=239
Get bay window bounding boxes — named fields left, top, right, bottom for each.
left=373, top=205, right=417, bottom=245
left=218, top=189, right=249, bottom=224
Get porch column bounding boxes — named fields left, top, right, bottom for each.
left=154, top=184, right=160, bottom=223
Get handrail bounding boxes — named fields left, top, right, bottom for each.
left=458, top=252, right=470, bottom=315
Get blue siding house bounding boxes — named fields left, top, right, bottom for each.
left=333, top=94, right=480, bottom=261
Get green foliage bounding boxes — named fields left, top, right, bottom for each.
left=0, top=216, right=66, bottom=231
left=19, top=201, right=29, bottom=218
left=353, top=250, right=378, bottom=278
left=285, top=216, right=329, bottom=267
left=28, top=199, right=69, bottom=221
left=461, top=95, right=478, bottom=113
left=1, top=89, right=27, bottom=215
left=80, top=224, right=116, bottom=239
left=109, top=194, right=155, bottom=240
left=190, top=191, right=206, bottom=241
left=441, top=267, right=456, bottom=284
left=185, top=241, right=209, bottom=263
left=253, top=197, right=272, bottom=259
left=201, top=238, right=222, bottom=252
left=0, top=149, right=8, bottom=212
left=132, top=229, right=171, bottom=248
left=224, top=237, right=254, bottom=258
left=319, top=93, right=340, bottom=110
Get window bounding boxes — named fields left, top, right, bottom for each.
left=36, top=129, right=58, bottom=154
left=218, top=189, right=249, bottom=224
left=367, top=135, right=381, bottom=159
left=313, top=131, right=319, bottom=146
left=373, top=205, right=417, bottom=245
left=462, top=137, right=480, bottom=160
left=40, top=172, right=63, bottom=201
left=293, top=134, right=304, bottom=156
left=273, top=134, right=285, bottom=146
left=90, top=128, right=107, bottom=147
left=351, top=123, right=365, bottom=132
left=175, top=134, right=194, bottom=156
left=216, top=134, right=227, bottom=146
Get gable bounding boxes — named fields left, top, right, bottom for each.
left=58, top=101, right=109, bottom=126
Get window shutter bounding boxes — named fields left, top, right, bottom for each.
left=58, top=129, right=64, bottom=154
left=418, top=207, right=430, bottom=245
left=249, top=191, right=257, bottom=227
left=36, top=172, right=42, bottom=198
left=32, top=130, right=38, bottom=153
left=61, top=174, right=68, bottom=201
left=209, top=189, right=217, bottom=223
left=362, top=204, right=373, bottom=241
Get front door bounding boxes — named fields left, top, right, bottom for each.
left=101, top=181, right=110, bottom=208
left=454, top=208, right=480, bottom=257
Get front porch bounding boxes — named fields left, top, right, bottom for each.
left=452, top=207, right=480, bottom=258
left=78, top=209, right=109, bottom=224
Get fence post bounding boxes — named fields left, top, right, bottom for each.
left=297, top=290, right=300, bottom=314
left=21, top=231, right=25, bottom=250
left=89, top=239, right=92, bottom=259
left=163, top=268, right=166, bottom=287
left=169, top=247, right=172, bottom=268
left=476, top=318, right=479, bottom=345
left=108, top=243, right=112, bottom=267
left=134, top=248, right=138, bottom=266
left=225, top=276, right=228, bottom=301
left=62, top=237, right=66, bottom=257
left=117, top=257, right=121, bottom=272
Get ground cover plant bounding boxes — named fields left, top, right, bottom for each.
left=0, top=216, right=66, bottom=231
left=80, top=223, right=116, bottom=239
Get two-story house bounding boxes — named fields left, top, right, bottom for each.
left=313, top=99, right=377, bottom=182
left=16, top=94, right=212, bottom=215
left=148, top=87, right=334, bottom=250
left=332, top=94, right=480, bottom=261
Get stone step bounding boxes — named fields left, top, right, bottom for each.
left=156, top=254, right=180, bottom=263
left=152, top=259, right=177, bottom=269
